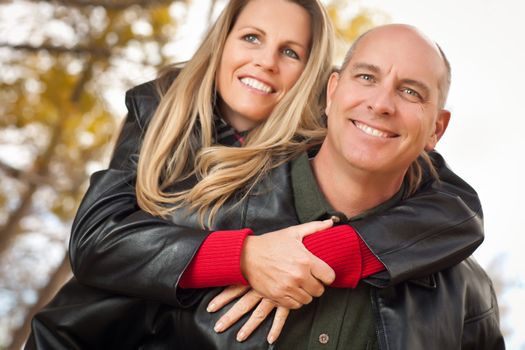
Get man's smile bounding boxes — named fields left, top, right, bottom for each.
left=352, top=120, right=398, bottom=139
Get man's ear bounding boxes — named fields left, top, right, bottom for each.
left=425, top=109, right=451, bottom=151
left=325, top=72, right=340, bottom=117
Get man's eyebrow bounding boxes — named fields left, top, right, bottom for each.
left=350, top=62, right=431, bottom=97
left=350, top=62, right=381, bottom=74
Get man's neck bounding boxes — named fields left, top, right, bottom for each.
left=311, top=143, right=404, bottom=218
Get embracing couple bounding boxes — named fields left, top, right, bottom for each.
left=27, top=0, right=504, bottom=349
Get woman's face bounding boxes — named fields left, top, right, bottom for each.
left=216, top=0, right=312, bottom=131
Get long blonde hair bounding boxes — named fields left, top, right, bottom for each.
left=136, top=0, right=335, bottom=225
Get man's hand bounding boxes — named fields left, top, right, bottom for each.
left=240, top=220, right=336, bottom=309
left=208, top=285, right=289, bottom=344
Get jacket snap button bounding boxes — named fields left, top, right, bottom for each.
left=318, top=333, right=329, bottom=344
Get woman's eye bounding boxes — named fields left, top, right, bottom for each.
left=243, top=34, right=259, bottom=43
left=283, top=48, right=299, bottom=60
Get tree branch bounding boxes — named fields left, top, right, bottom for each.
left=9, top=255, right=72, bottom=350
left=0, top=159, right=52, bottom=186
left=0, top=114, right=65, bottom=255
left=0, top=43, right=111, bottom=58
left=11, top=0, right=181, bottom=10
left=0, top=159, right=22, bottom=179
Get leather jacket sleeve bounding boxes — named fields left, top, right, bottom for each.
left=69, top=81, right=210, bottom=307
left=461, top=294, right=505, bottom=349
left=69, top=81, right=483, bottom=306
left=353, top=152, right=484, bottom=287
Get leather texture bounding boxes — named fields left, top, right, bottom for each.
left=26, top=80, right=502, bottom=349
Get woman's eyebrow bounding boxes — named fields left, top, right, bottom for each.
left=236, top=25, right=307, bottom=49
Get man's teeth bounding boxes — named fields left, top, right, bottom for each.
left=354, top=121, right=391, bottom=138
left=240, top=77, right=273, bottom=93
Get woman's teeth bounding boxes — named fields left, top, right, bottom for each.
left=240, top=77, right=273, bottom=93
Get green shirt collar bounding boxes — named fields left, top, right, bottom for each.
left=291, top=152, right=405, bottom=224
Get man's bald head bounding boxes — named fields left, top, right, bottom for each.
left=340, top=24, right=451, bottom=108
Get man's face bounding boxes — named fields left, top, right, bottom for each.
left=324, top=26, right=450, bottom=180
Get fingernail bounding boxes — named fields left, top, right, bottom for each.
left=207, top=302, right=216, bottom=312
left=268, top=335, right=276, bottom=344
left=214, top=321, right=224, bottom=333
left=237, top=331, right=246, bottom=342
left=330, top=215, right=340, bottom=223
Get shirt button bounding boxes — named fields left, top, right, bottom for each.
left=318, top=333, right=329, bottom=344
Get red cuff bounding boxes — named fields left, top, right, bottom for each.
left=179, top=229, right=253, bottom=288
left=303, top=225, right=385, bottom=288
left=303, top=225, right=361, bottom=288
left=360, top=238, right=385, bottom=278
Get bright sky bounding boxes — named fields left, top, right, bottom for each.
left=359, top=1, right=525, bottom=348
left=127, top=0, right=525, bottom=347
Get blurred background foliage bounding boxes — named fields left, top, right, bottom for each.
left=0, top=1, right=187, bottom=348
left=3, top=1, right=505, bottom=349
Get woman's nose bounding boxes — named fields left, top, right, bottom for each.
left=254, top=46, right=279, bottom=72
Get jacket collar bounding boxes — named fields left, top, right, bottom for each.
left=290, top=152, right=405, bottom=224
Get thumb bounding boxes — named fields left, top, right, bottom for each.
left=294, top=219, right=334, bottom=240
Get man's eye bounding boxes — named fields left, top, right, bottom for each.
left=401, top=87, right=422, bottom=100
left=357, top=74, right=374, bottom=82
left=283, top=48, right=299, bottom=60
left=243, top=34, right=260, bottom=43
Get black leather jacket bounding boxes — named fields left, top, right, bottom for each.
left=28, top=161, right=503, bottom=350
left=27, top=80, right=502, bottom=349
left=69, top=80, right=484, bottom=305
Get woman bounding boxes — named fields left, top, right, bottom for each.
left=28, top=0, right=483, bottom=348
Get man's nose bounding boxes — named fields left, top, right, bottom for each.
left=368, top=87, right=396, bottom=116
left=254, top=46, right=279, bottom=72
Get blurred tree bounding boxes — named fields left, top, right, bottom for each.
left=325, top=0, right=388, bottom=62
left=0, top=0, right=187, bottom=348
left=485, top=255, right=513, bottom=340
left=0, top=0, right=382, bottom=348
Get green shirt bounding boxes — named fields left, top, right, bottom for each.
left=275, top=153, right=404, bottom=350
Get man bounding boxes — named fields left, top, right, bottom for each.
left=27, top=24, right=502, bottom=349
left=211, top=24, right=504, bottom=349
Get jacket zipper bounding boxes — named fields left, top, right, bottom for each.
left=371, top=288, right=388, bottom=350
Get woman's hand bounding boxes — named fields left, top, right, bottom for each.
left=240, top=220, right=336, bottom=309
left=208, top=285, right=289, bottom=344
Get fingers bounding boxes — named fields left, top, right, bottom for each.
left=294, top=219, right=334, bottom=239
left=214, top=289, right=263, bottom=333
left=276, top=291, right=312, bottom=309
left=208, top=284, right=250, bottom=313
left=239, top=220, right=336, bottom=308
left=309, top=255, right=336, bottom=286
left=300, top=276, right=326, bottom=298
left=236, top=299, right=277, bottom=342
left=267, top=307, right=290, bottom=344
left=294, top=220, right=336, bottom=286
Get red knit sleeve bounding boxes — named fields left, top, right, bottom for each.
left=178, top=229, right=253, bottom=288
left=179, top=225, right=385, bottom=289
left=360, top=237, right=385, bottom=278
left=303, top=225, right=385, bottom=288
